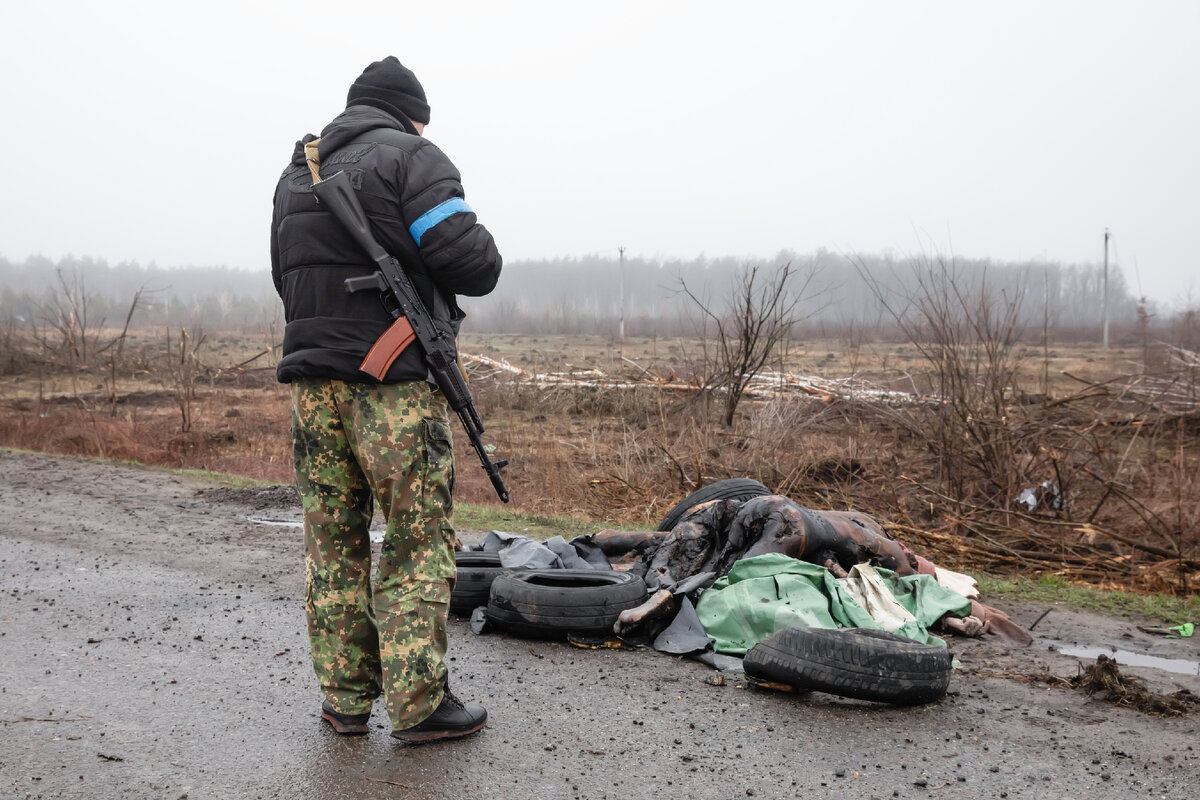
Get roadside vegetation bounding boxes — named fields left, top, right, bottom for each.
left=978, top=574, right=1200, bottom=625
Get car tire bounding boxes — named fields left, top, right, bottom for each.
left=656, top=478, right=772, bottom=532
left=743, top=626, right=952, bottom=705
left=486, top=569, right=648, bottom=639
left=451, top=552, right=507, bottom=617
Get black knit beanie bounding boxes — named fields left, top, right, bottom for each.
left=346, top=56, right=430, bottom=128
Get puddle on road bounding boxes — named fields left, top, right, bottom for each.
left=243, top=515, right=385, bottom=543
left=244, top=515, right=302, bottom=529
left=1045, top=640, right=1199, bottom=676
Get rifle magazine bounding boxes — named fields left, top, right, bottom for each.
left=359, top=317, right=416, bottom=381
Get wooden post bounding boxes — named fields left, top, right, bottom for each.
left=618, top=245, right=626, bottom=343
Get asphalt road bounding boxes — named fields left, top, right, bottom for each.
left=1, top=451, right=1197, bottom=799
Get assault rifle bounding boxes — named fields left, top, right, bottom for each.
left=312, top=170, right=510, bottom=503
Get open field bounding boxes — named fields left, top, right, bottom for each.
left=1, top=326, right=1197, bottom=594
left=462, top=332, right=1138, bottom=396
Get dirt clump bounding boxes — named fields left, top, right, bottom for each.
left=1065, top=654, right=1199, bottom=717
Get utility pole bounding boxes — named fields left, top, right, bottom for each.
left=1102, top=228, right=1110, bottom=351
left=618, top=245, right=626, bottom=342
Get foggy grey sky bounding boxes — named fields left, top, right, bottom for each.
left=2, top=1, right=1197, bottom=305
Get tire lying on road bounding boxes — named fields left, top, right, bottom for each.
left=451, top=551, right=507, bottom=617
left=487, top=569, right=648, bottom=639
left=656, top=478, right=772, bottom=532
left=743, top=626, right=952, bottom=705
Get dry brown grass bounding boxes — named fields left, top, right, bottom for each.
left=0, top=384, right=294, bottom=484
left=0, top=326, right=292, bottom=482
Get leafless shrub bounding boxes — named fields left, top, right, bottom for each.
left=164, top=325, right=208, bottom=432
left=0, top=316, right=38, bottom=376
left=859, top=256, right=1032, bottom=504
left=681, top=262, right=819, bottom=426
left=96, top=288, right=146, bottom=410
left=37, top=267, right=101, bottom=374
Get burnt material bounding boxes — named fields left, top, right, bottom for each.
left=591, top=495, right=918, bottom=591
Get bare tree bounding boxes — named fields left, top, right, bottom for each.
left=98, top=287, right=146, bottom=410
left=40, top=267, right=100, bottom=368
left=859, top=256, right=1029, bottom=501
left=682, top=261, right=816, bottom=426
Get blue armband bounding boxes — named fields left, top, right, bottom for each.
left=409, top=198, right=473, bottom=246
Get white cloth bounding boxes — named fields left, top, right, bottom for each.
left=934, top=566, right=980, bottom=600
left=836, top=564, right=917, bottom=632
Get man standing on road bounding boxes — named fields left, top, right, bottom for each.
left=270, top=56, right=501, bottom=743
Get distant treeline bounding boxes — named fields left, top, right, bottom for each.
left=462, top=249, right=1151, bottom=340
left=0, top=251, right=1188, bottom=342
left=0, top=255, right=281, bottom=332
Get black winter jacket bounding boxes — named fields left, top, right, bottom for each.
left=271, top=105, right=501, bottom=383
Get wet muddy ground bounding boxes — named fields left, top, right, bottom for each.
left=1, top=450, right=1197, bottom=799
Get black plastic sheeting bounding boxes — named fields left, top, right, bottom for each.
left=649, top=597, right=740, bottom=670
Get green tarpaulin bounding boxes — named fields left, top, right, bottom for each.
left=695, top=554, right=973, bottom=655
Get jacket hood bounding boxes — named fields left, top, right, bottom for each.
left=289, top=105, right=414, bottom=167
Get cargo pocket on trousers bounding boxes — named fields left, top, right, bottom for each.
left=417, top=580, right=451, bottom=608
left=422, top=416, right=454, bottom=498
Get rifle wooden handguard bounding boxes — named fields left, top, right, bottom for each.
left=359, top=316, right=416, bottom=380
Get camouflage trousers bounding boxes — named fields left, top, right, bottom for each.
left=291, top=379, right=456, bottom=730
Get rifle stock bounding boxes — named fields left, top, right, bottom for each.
left=312, top=170, right=511, bottom=503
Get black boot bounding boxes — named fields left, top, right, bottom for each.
left=321, top=699, right=371, bottom=735
left=391, top=687, right=486, bottom=744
